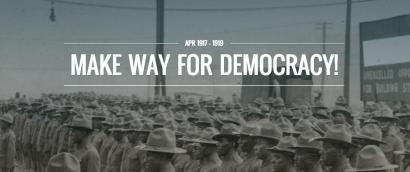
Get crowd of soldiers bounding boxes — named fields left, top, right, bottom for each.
left=1, top=91, right=410, bottom=172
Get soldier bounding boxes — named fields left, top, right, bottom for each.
left=252, top=120, right=282, bottom=172
left=267, top=136, right=297, bottom=172
left=66, top=114, right=101, bottom=172
left=315, top=124, right=356, bottom=172
left=120, top=120, right=151, bottom=172
left=0, top=113, right=16, bottom=172
left=99, top=118, right=115, bottom=172
left=46, top=153, right=81, bottom=172
left=353, top=145, right=398, bottom=172
left=212, top=123, right=242, bottom=172
left=182, top=127, right=221, bottom=172
left=234, top=122, right=261, bottom=172
left=36, top=106, right=56, bottom=172
left=290, top=130, right=323, bottom=172
left=372, top=106, right=404, bottom=171
left=351, top=123, right=385, bottom=167
left=90, top=111, right=107, bottom=152
left=105, top=127, right=129, bottom=172
left=137, top=128, right=186, bottom=172
left=397, top=150, right=410, bottom=172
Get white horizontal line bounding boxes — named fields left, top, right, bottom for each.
left=64, top=84, right=344, bottom=87
left=230, top=42, right=344, bottom=45
left=63, top=43, right=179, bottom=45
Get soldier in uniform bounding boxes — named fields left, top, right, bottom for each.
left=120, top=120, right=151, bottom=172
left=290, top=130, right=324, bottom=172
left=252, top=120, right=282, bottom=172
left=212, top=123, right=242, bottom=172
left=105, top=127, right=129, bottom=172
left=350, top=123, right=385, bottom=167
left=353, top=145, right=398, bottom=172
left=372, top=106, right=404, bottom=171
left=66, top=114, right=101, bottom=172
left=137, top=128, right=186, bottom=172
left=315, top=124, right=355, bottom=172
left=99, top=118, right=115, bottom=172
left=182, top=127, right=221, bottom=172
left=46, top=153, right=81, bottom=172
left=0, top=113, right=16, bottom=172
left=234, top=122, right=261, bottom=172
left=267, top=136, right=297, bottom=172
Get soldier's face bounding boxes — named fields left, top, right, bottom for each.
left=378, top=120, right=392, bottom=132
left=138, top=132, right=149, bottom=143
left=255, top=138, right=275, bottom=160
left=272, top=153, right=293, bottom=172
left=321, top=142, right=343, bottom=166
left=69, top=129, right=88, bottom=144
left=295, top=149, right=320, bottom=170
left=127, top=132, right=139, bottom=143
left=145, top=151, right=170, bottom=171
left=239, top=135, right=257, bottom=153
left=0, top=121, right=9, bottom=129
left=332, top=113, right=346, bottom=124
left=217, top=138, right=234, bottom=156
left=195, top=144, right=217, bottom=160
left=113, top=132, right=123, bottom=141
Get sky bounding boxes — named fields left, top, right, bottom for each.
left=1, top=0, right=409, bottom=107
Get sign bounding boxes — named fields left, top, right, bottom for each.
left=362, top=62, right=410, bottom=101
left=360, top=14, right=410, bottom=101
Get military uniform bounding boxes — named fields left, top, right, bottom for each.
left=0, top=129, right=16, bottom=172
left=105, top=140, right=129, bottom=172
left=120, top=145, right=146, bottom=172
left=99, top=135, right=115, bottom=172
left=74, top=146, right=101, bottom=172
left=382, top=130, right=404, bottom=170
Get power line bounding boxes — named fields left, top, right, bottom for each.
left=43, top=0, right=378, bottom=12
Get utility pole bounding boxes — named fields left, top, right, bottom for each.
left=344, top=0, right=351, bottom=104
left=315, top=22, right=332, bottom=93
left=155, top=0, right=166, bottom=96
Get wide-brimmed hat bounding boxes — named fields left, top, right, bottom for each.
left=0, top=113, right=14, bottom=124
left=252, top=120, right=282, bottom=142
left=273, top=97, right=285, bottom=107
left=86, top=100, right=100, bottom=109
left=234, top=122, right=260, bottom=136
left=315, top=124, right=356, bottom=147
left=350, top=145, right=398, bottom=172
left=46, top=153, right=81, bottom=172
left=220, top=111, right=243, bottom=126
left=353, top=124, right=385, bottom=145
left=290, top=130, right=322, bottom=152
left=267, top=136, right=297, bottom=155
left=124, top=119, right=143, bottom=131
left=313, top=109, right=329, bottom=119
left=178, top=126, right=200, bottom=142
left=335, top=96, right=347, bottom=106
left=247, top=107, right=265, bottom=118
left=331, top=106, right=352, bottom=118
left=191, top=127, right=219, bottom=145
left=64, top=114, right=93, bottom=132
left=136, top=120, right=154, bottom=133
left=253, top=98, right=264, bottom=106
left=372, top=107, right=398, bottom=122
left=213, top=123, right=240, bottom=141
left=174, top=112, right=187, bottom=122
left=136, top=128, right=186, bottom=154
left=311, top=101, right=328, bottom=110
left=265, top=97, right=276, bottom=105
left=195, top=114, right=214, bottom=126
left=294, top=119, right=324, bottom=135
left=276, top=117, right=300, bottom=135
